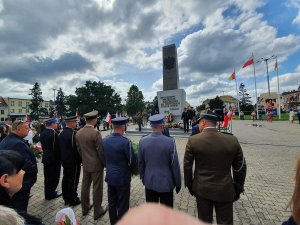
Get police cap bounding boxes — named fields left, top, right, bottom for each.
left=44, top=117, right=58, bottom=126
left=65, top=116, right=77, bottom=122
left=83, top=110, right=98, bottom=120
left=112, top=117, right=128, bottom=126
left=149, top=114, right=165, bottom=125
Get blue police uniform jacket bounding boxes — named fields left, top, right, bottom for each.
left=138, top=132, right=181, bottom=192
left=103, top=133, right=137, bottom=186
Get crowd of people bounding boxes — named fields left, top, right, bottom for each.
left=0, top=108, right=298, bottom=225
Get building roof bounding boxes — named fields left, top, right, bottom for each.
left=219, top=95, right=238, bottom=103
left=0, top=97, right=8, bottom=107
left=257, top=92, right=279, bottom=104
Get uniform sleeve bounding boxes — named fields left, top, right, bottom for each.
left=183, top=138, right=194, bottom=189
left=138, top=140, right=145, bottom=182
left=75, top=134, right=82, bottom=158
left=95, top=131, right=105, bottom=167
left=170, top=139, right=181, bottom=189
left=232, top=137, right=247, bottom=198
left=126, top=140, right=137, bottom=169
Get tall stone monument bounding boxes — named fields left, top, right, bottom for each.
left=157, top=44, right=186, bottom=122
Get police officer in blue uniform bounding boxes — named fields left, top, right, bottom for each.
left=138, top=114, right=181, bottom=208
left=102, top=117, right=137, bottom=225
left=40, top=118, right=61, bottom=200
left=58, top=116, right=81, bottom=206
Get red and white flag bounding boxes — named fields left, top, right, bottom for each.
left=105, top=112, right=112, bottom=125
left=242, top=58, right=254, bottom=68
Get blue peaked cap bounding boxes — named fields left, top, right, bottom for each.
left=44, top=117, right=59, bottom=126
left=149, top=114, right=165, bottom=125
left=112, top=117, right=128, bottom=126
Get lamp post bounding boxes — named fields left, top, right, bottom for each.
left=261, top=56, right=275, bottom=98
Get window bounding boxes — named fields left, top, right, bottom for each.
left=26, top=102, right=30, bottom=106
left=11, top=101, right=15, bottom=106
left=19, top=109, right=22, bottom=113
left=45, top=103, right=48, bottom=107
left=18, top=101, right=22, bottom=107
left=11, top=109, right=14, bottom=113
left=0, top=110, right=4, bottom=114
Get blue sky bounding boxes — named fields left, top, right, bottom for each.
left=0, top=0, right=299, bottom=106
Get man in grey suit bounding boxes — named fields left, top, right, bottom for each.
left=138, top=114, right=181, bottom=208
left=75, top=110, right=107, bottom=220
left=184, top=110, right=246, bottom=224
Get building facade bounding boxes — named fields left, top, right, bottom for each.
left=0, top=97, right=50, bottom=121
left=281, top=86, right=300, bottom=110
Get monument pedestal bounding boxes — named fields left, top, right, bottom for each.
left=157, top=89, right=186, bottom=123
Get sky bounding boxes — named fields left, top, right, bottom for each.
left=0, top=0, right=299, bottom=107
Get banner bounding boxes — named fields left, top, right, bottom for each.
left=265, top=99, right=277, bottom=116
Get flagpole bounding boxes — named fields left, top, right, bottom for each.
left=234, top=68, right=240, bottom=117
left=275, top=56, right=281, bottom=119
left=252, top=53, right=259, bottom=118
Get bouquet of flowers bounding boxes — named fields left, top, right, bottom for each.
left=30, top=144, right=43, bottom=159
left=131, top=142, right=139, bottom=176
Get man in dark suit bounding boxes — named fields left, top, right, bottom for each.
left=184, top=110, right=246, bottom=224
left=138, top=114, right=181, bottom=208
left=103, top=117, right=137, bottom=225
left=0, top=121, right=38, bottom=212
left=75, top=110, right=107, bottom=220
left=58, top=116, right=81, bottom=206
left=40, top=118, right=61, bottom=200
left=181, top=108, right=189, bottom=133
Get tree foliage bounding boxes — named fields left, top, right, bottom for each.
left=55, top=88, right=67, bottom=118
left=208, top=96, right=223, bottom=110
left=29, top=82, right=44, bottom=120
left=196, top=103, right=206, bottom=112
left=67, top=81, right=122, bottom=116
left=145, top=96, right=159, bottom=114
left=239, top=83, right=253, bottom=112
left=125, top=85, right=145, bottom=116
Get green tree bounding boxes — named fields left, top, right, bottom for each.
left=196, top=103, right=206, bottom=112
left=29, top=82, right=44, bottom=120
left=145, top=96, right=159, bottom=114
left=239, top=83, right=253, bottom=112
left=208, top=96, right=223, bottom=110
left=67, top=81, right=122, bottom=116
left=125, top=85, right=145, bottom=116
left=55, top=88, right=67, bottom=118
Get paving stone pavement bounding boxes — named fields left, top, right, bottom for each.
left=27, top=120, right=300, bottom=225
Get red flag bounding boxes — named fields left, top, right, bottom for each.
left=105, top=112, right=112, bottom=125
left=274, top=61, right=278, bottom=70
left=242, top=58, right=254, bottom=68
left=228, top=71, right=235, bottom=80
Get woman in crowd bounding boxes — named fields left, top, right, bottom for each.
left=0, top=150, right=43, bottom=225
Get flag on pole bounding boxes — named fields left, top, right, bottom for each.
left=274, top=61, right=278, bottom=70
left=228, top=71, right=235, bottom=80
left=105, top=112, right=112, bottom=125
left=242, top=58, right=254, bottom=68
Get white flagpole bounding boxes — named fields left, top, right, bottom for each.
left=234, top=68, right=240, bottom=116
left=252, top=53, right=259, bottom=118
left=275, top=56, right=281, bottom=119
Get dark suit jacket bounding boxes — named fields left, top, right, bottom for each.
left=0, top=133, right=38, bottom=190
left=58, top=127, right=81, bottom=167
left=40, top=128, right=60, bottom=165
left=184, top=128, right=246, bottom=202
left=75, top=125, right=105, bottom=172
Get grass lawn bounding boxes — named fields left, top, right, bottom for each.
left=233, top=113, right=290, bottom=121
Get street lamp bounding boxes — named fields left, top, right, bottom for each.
left=260, top=55, right=276, bottom=98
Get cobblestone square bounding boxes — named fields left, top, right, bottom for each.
left=28, top=120, right=299, bottom=225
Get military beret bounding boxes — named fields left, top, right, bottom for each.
left=83, top=110, right=98, bottom=119
left=44, top=117, right=59, bottom=126
left=65, top=116, right=77, bottom=122
left=197, top=110, right=218, bottom=122
left=149, top=114, right=165, bottom=125
left=112, top=117, right=128, bottom=126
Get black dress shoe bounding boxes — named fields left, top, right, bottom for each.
left=82, top=205, right=93, bottom=216
left=69, top=198, right=81, bottom=206
left=94, top=207, right=107, bottom=220
left=45, top=192, right=62, bottom=200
